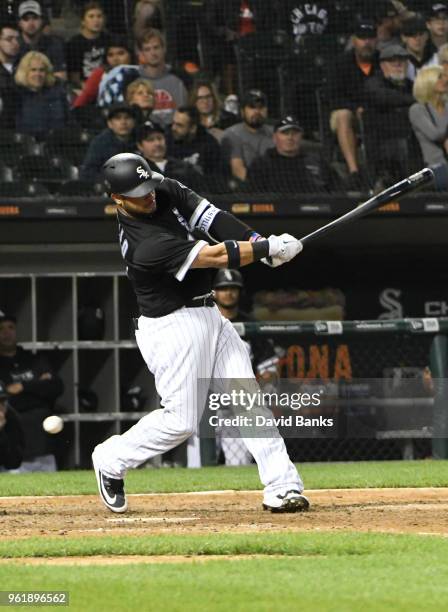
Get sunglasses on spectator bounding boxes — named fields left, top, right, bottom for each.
left=196, top=94, right=213, bottom=101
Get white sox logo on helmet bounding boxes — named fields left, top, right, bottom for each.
left=137, top=166, right=150, bottom=179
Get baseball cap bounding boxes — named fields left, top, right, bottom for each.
left=354, top=19, right=377, bottom=39
left=274, top=115, right=303, bottom=133
left=401, top=15, right=427, bottom=36
left=18, top=1, right=42, bottom=18
left=0, top=310, right=16, bottom=324
left=213, top=269, right=243, bottom=289
left=136, top=120, right=164, bottom=142
left=427, top=3, right=448, bottom=18
left=241, top=89, right=267, bottom=108
left=107, top=103, right=137, bottom=121
left=380, top=44, right=410, bottom=61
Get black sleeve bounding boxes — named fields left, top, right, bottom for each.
left=365, top=78, right=414, bottom=110
left=66, top=36, right=81, bottom=74
left=21, top=353, right=64, bottom=402
left=168, top=178, right=255, bottom=242
left=0, top=407, right=24, bottom=470
left=134, top=234, right=208, bottom=281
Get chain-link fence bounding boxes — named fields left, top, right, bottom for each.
left=0, top=1, right=445, bottom=197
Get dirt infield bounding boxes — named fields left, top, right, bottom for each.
left=2, top=488, right=448, bottom=540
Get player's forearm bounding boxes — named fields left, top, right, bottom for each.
left=192, top=241, right=266, bottom=269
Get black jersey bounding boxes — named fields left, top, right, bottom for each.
left=118, top=178, right=214, bottom=317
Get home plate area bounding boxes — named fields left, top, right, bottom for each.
left=2, top=488, right=448, bottom=539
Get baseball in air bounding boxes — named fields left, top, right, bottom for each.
left=43, top=415, right=64, bottom=434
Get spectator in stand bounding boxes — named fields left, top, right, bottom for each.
left=221, top=89, right=273, bottom=182
left=373, top=0, right=410, bottom=51
left=0, top=21, right=20, bottom=129
left=203, top=0, right=273, bottom=95
left=133, top=1, right=163, bottom=42
left=14, top=50, right=68, bottom=139
left=17, top=0, right=66, bottom=80
left=125, top=77, right=156, bottom=125
left=80, top=103, right=136, bottom=181
left=409, top=65, right=448, bottom=165
left=326, top=19, right=379, bottom=190
left=96, top=29, right=188, bottom=126
left=166, top=106, right=223, bottom=175
left=363, top=44, right=416, bottom=187
left=0, top=310, right=63, bottom=472
left=247, top=115, right=338, bottom=193
left=401, top=14, right=438, bottom=81
left=189, top=78, right=238, bottom=142
left=426, top=3, right=448, bottom=50
left=0, top=380, right=24, bottom=470
left=66, top=1, right=111, bottom=92
left=72, top=36, right=133, bottom=109
left=136, top=120, right=204, bottom=190
left=137, top=28, right=188, bottom=126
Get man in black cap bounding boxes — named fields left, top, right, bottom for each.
left=363, top=44, right=416, bottom=186
left=0, top=310, right=63, bottom=472
left=0, top=380, right=24, bottom=470
left=247, top=115, right=338, bottom=193
left=80, top=104, right=136, bottom=182
left=221, top=89, right=273, bottom=182
left=16, top=0, right=66, bottom=79
left=401, top=14, right=438, bottom=80
left=136, top=119, right=205, bottom=190
left=426, top=3, right=448, bottom=49
left=326, top=18, right=379, bottom=189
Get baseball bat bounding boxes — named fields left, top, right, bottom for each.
left=299, top=164, right=448, bottom=245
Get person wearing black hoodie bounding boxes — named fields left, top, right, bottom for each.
left=0, top=381, right=24, bottom=470
left=0, top=310, right=63, bottom=471
left=247, top=115, right=337, bottom=193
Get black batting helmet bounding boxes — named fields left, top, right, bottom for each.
left=213, top=269, right=244, bottom=289
left=102, top=153, right=164, bottom=197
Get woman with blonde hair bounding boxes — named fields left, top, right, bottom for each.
left=15, top=51, right=68, bottom=139
left=409, top=65, right=448, bottom=165
left=125, top=78, right=156, bottom=124
left=189, top=78, right=238, bottom=142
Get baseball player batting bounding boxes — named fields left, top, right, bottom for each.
left=92, top=152, right=309, bottom=514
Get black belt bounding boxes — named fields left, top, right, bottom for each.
left=133, top=293, right=215, bottom=329
left=185, top=293, right=215, bottom=308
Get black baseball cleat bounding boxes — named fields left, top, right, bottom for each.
left=262, top=490, right=310, bottom=513
left=92, top=455, right=127, bottom=513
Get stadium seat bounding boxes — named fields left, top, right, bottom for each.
left=57, top=180, right=107, bottom=197
left=0, top=130, right=39, bottom=165
left=0, top=181, right=50, bottom=197
left=45, top=128, right=94, bottom=166
left=0, top=162, right=13, bottom=182
left=15, top=154, right=79, bottom=194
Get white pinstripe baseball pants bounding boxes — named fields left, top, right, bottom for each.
left=93, top=305, right=303, bottom=495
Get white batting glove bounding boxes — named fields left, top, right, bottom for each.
left=262, top=234, right=303, bottom=267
